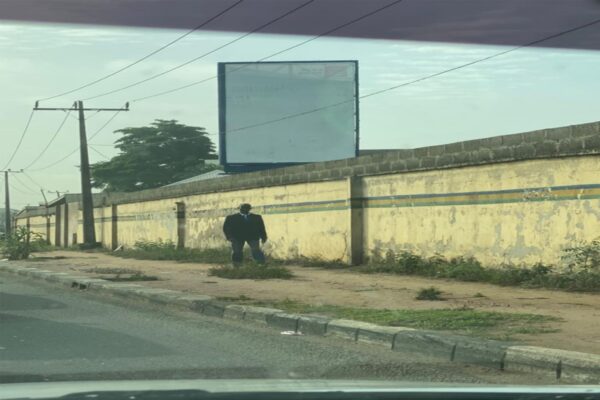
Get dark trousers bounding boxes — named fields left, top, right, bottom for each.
left=231, top=239, right=265, bottom=265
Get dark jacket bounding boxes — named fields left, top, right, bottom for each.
left=223, top=213, right=267, bottom=242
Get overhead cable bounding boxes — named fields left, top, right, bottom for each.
left=36, top=0, right=246, bottom=103
left=21, top=109, right=73, bottom=170
left=26, top=109, right=122, bottom=172
left=224, top=16, right=600, bottom=134
left=132, top=0, right=405, bottom=102
left=1, top=109, right=35, bottom=170
left=83, top=0, right=316, bottom=101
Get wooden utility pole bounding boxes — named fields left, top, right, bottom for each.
left=33, top=101, right=129, bottom=246
left=2, top=169, right=23, bottom=237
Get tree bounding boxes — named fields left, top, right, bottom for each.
left=91, top=119, right=218, bottom=192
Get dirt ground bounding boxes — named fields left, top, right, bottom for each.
left=23, top=250, right=600, bottom=355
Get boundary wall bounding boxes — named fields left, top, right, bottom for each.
left=15, top=121, right=600, bottom=266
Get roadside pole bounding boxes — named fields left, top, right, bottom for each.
left=2, top=169, right=24, bottom=237
left=4, top=171, right=10, bottom=236
left=77, top=100, right=96, bottom=245
left=40, top=189, right=50, bottom=244
left=33, top=101, right=129, bottom=246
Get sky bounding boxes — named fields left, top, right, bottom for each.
left=1, top=19, right=600, bottom=209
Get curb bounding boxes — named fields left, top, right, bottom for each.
left=2, top=262, right=599, bottom=384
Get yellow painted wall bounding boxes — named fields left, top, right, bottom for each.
left=100, top=206, right=113, bottom=250
left=362, top=155, right=600, bottom=266
left=48, top=214, right=56, bottom=246
left=181, top=179, right=350, bottom=262
left=66, top=203, right=79, bottom=247
left=116, top=200, right=177, bottom=247
left=28, top=215, right=48, bottom=240
left=13, top=155, right=599, bottom=267
left=111, top=180, right=350, bottom=262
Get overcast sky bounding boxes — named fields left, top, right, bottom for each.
left=1, top=20, right=599, bottom=208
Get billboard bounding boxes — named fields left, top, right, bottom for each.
left=218, top=61, right=358, bottom=172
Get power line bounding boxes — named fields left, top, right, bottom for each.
left=1, top=109, right=35, bottom=170
left=36, top=0, right=246, bottom=103
left=132, top=0, right=405, bottom=102
left=88, top=145, right=110, bottom=160
left=21, top=109, right=73, bottom=170
left=8, top=182, right=37, bottom=197
left=85, top=110, right=102, bottom=121
left=223, top=15, right=600, bottom=135
left=22, top=171, right=45, bottom=190
left=26, top=109, right=123, bottom=172
left=10, top=173, right=38, bottom=195
left=83, top=0, right=316, bottom=101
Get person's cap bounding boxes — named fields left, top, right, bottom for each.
left=239, top=203, right=252, bottom=210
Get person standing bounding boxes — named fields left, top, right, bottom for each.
left=223, top=203, right=267, bottom=266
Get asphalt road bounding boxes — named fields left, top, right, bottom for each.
left=0, top=273, right=557, bottom=384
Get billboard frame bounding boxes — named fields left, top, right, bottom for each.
left=218, top=60, right=359, bottom=173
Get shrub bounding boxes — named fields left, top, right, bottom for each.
left=561, top=238, right=600, bottom=272
left=0, top=227, right=43, bottom=260
left=438, top=257, right=489, bottom=281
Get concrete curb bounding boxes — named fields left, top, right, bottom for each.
left=2, top=262, right=599, bottom=384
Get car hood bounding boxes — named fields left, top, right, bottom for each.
left=1, top=380, right=599, bottom=399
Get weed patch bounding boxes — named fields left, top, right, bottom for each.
left=362, top=246, right=600, bottom=292
left=115, top=240, right=232, bottom=264
left=83, top=267, right=139, bottom=275
left=102, top=273, right=159, bottom=282
left=415, top=287, right=445, bottom=301
left=208, top=265, right=293, bottom=280
left=112, top=240, right=345, bottom=269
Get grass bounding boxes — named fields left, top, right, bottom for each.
left=208, top=264, right=294, bottom=280
left=250, top=299, right=561, bottom=340
left=112, top=240, right=347, bottom=269
left=80, top=266, right=159, bottom=282
left=415, top=287, right=445, bottom=301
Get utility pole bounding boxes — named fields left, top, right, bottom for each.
left=2, top=169, right=23, bottom=237
left=33, top=101, right=129, bottom=246
left=4, top=171, right=9, bottom=236
left=40, top=188, right=50, bottom=245
left=77, top=100, right=95, bottom=245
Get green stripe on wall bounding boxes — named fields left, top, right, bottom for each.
left=80, top=184, right=599, bottom=222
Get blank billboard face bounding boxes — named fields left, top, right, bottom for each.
left=219, top=61, right=358, bottom=165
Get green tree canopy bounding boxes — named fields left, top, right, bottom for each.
left=91, top=119, right=218, bottom=192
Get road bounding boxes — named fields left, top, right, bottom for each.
left=0, top=273, right=557, bottom=384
